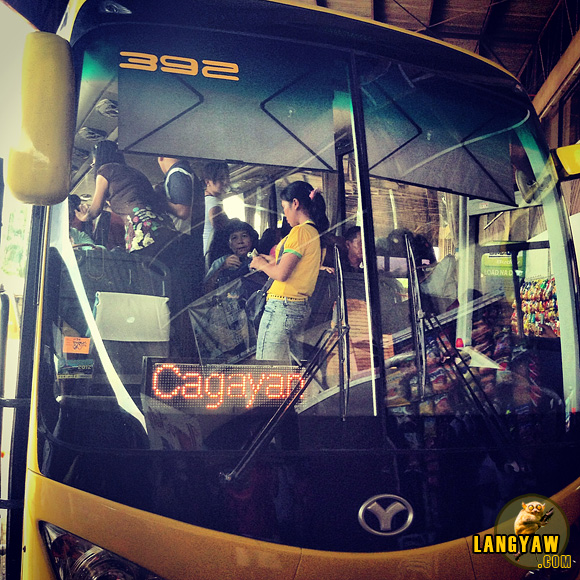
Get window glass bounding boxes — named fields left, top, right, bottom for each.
left=359, top=59, right=535, bottom=205
left=360, top=55, right=580, bottom=546
left=40, top=28, right=376, bottom=472
left=361, top=58, right=566, bottom=445
left=35, top=27, right=580, bottom=552
left=114, top=25, right=338, bottom=171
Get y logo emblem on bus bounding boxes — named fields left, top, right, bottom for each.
left=472, top=494, right=571, bottom=570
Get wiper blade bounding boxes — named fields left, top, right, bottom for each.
left=334, top=244, right=350, bottom=420
left=221, top=323, right=348, bottom=484
left=424, top=312, right=525, bottom=471
left=405, top=235, right=428, bottom=399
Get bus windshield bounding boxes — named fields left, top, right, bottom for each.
left=38, top=20, right=580, bottom=552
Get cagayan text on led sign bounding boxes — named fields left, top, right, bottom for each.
left=151, top=363, right=304, bottom=410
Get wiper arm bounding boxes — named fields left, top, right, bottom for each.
left=221, top=323, right=348, bottom=484
left=405, top=236, right=427, bottom=399
left=424, top=312, right=524, bottom=471
left=334, top=245, right=350, bottom=420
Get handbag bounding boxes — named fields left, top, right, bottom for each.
left=246, top=278, right=273, bottom=332
left=245, top=239, right=286, bottom=332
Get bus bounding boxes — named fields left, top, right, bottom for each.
left=4, top=0, right=580, bottom=577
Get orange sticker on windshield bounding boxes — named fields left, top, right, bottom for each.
left=63, top=336, right=90, bottom=354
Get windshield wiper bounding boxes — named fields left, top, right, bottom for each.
left=405, top=235, right=428, bottom=399
left=334, top=245, right=350, bottom=420
left=221, top=321, right=349, bottom=484
left=424, top=309, right=524, bottom=472
left=406, top=232, right=523, bottom=470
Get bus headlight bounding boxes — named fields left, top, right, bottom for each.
left=41, top=522, right=166, bottom=580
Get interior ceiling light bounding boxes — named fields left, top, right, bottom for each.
left=96, top=98, right=119, bottom=118
left=78, top=127, right=107, bottom=142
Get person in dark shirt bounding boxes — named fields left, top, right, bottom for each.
left=158, top=155, right=205, bottom=302
left=158, top=156, right=199, bottom=235
left=81, top=141, right=177, bottom=259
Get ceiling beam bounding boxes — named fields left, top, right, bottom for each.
left=326, top=0, right=374, bottom=18
left=388, top=0, right=432, bottom=30
left=431, top=30, right=534, bottom=43
left=478, top=38, right=509, bottom=69
left=475, top=0, right=497, bottom=53
left=425, top=0, right=437, bottom=27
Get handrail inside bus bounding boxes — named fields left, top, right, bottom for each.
left=406, top=234, right=428, bottom=400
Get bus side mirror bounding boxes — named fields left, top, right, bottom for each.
left=7, top=32, right=75, bottom=205
left=554, top=143, right=580, bottom=180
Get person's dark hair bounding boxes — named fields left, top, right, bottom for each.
left=68, top=194, right=81, bottom=211
left=386, top=228, right=414, bottom=258
left=344, top=225, right=361, bottom=243
left=202, top=161, right=229, bottom=183
left=257, top=228, right=277, bottom=254
left=93, top=140, right=124, bottom=170
left=280, top=217, right=291, bottom=237
left=68, top=194, right=82, bottom=221
left=413, top=234, right=436, bottom=265
left=385, top=229, right=436, bottom=264
left=225, top=219, right=258, bottom=249
left=280, top=182, right=328, bottom=232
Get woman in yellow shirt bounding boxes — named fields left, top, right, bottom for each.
left=250, top=181, right=324, bottom=362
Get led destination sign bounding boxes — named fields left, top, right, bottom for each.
left=149, top=363, right=304, bottom=411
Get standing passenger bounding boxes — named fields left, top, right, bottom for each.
left=202, top=161, right=230, bottom=263
left=250, top=181, right=323, bottom=362
left=82, top=141, right=177, bottom=260
left=158, top=156, right=205, bottom=301
left=157, top=156, right=196, bottom=234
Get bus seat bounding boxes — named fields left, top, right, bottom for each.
left=92, top=291, right=170, bottom=386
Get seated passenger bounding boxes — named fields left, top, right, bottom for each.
left=341, top=225, right=363, bottom=272
left=256, top=227, right=278, bottom=256
left=68, top=194, right=95, bottom=247
left=257, top=219, right=292, bottom=257
left=204, top=219, right=259, bottom=291
left=384, top=227, right=414, bottom=277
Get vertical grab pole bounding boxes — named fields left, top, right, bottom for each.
left=0, top=158, right=6, bottom=411
left=0, top=289, right=9, bottom=401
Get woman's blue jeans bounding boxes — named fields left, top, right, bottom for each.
left=256, top=298, right=310, bottom=363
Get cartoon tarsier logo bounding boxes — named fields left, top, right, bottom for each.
left=491, top=495, right=569, bottom=570
left=514, top=501, right=554, bottom=562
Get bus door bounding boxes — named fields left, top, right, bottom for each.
left=0, top=157, right=35, bottom=578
